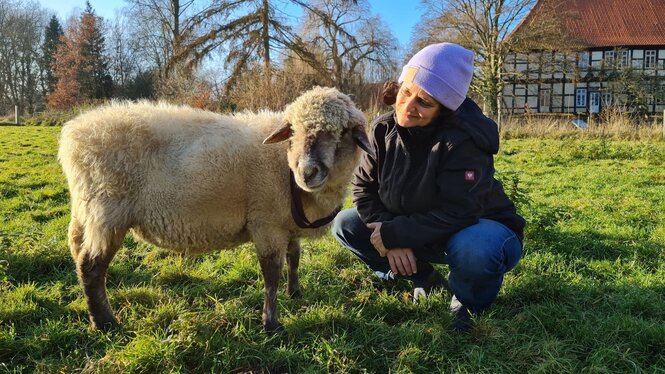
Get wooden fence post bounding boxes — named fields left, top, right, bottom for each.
left=14, top=105, right=19, bottom=125
left=662, top=109, right=664, bottom=140
left=497, top=95, right=502, bottom=131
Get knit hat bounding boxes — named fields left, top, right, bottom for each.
left=398, top=43, right=474, bottom=111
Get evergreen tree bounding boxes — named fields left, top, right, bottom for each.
left=79, top=1, right=111, bottom=99
left=40, top=15, right=63, bottom=95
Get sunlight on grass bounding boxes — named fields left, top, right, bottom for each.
left=0, top=126, right=664, bottom=372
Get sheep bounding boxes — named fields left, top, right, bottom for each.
left=58, top=86, right=370, bottom=332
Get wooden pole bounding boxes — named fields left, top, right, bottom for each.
left=14, top=105, right=18, bottom=125
left=662, top=109, right=664, bottom=140
left=497, top=94, right=502, bottom=131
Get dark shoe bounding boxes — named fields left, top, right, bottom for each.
left=449, top=295, right=473, bottom=332
left=413, top=267, right=448, bottom=302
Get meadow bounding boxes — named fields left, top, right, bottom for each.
left=0, top=125, right=664, bottom=373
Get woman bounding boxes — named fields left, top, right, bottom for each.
left=332, top=43, right=525, bottom=332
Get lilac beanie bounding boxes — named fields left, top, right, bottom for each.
left=398, top=43, right=474, bottom=111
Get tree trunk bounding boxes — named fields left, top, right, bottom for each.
left=261, top=0, right=272, bottom=89
left=167, top=0, right=180, bottom=78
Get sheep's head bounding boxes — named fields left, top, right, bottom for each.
left=263, top=86, right=370, bottom=192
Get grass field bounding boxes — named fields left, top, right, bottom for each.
left=0, top=126, right=664, bottom=373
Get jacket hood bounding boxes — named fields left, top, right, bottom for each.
left=454, top=98, right=499, bottom=154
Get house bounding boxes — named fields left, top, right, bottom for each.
left=502, top=0, right=665, bottom=115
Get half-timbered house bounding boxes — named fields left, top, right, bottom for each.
left=502, top=0, right=665, bottom=115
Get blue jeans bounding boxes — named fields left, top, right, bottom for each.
left=331, top=208, right=523, bottom=314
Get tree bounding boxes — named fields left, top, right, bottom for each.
left=175, top=0, right=295, bottom=96
left=107, top=12, right=134, bottom=96
left=47, top=24, right=82, bottom=109
left=40, top=15, right=63, bottom=96
left=170, top=0, right=384, bottom=107
left=125, top=0, right=217, bottom=80
left=290, top=0, right=399, bottom=92
left=413, top=0, right=565, bottom=117
left=48, top=2, right=111, bottom=109
left=128, top=71, right=156, bottom=99
left=607, top=67, right=665, bottom=120
left=79, top=2, right=112, bottom=99
left=0, top=0, right=47, bottom=114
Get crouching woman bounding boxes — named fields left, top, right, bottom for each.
left=332, top=42, right=526, bottom=332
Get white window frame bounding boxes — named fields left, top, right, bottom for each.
left=605, top=50, right=615, bottom=66
left=602, top=93, right=612, bottom=106
left=539, top=88, right=551, bottom=107
left=590, top=92, right=600, bottom=106
left=589, top=92, right=600, bottom=113
left=645, top=50, right=657, bottom=69
left=576, top=88, right=587, bottom=107
left=578, top=52, right=589, bottom=69
left=656, top=85, right=665, bottom=104
left=618, top=50, right=630, bottom=67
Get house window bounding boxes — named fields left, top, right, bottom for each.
left=605, top=50, right=615, bottom=67
left=650, top=82, right=665, bottom=103
left=578, top=52, right=589, bottom=69
left=656, top=87, right=665, bottom=104
left=645, top=50, right=657, bottom=69
left=618, top=50, right=630, bottom=67
left=602, top=93, right=612, bottom=106
left=539, top=88, right=551, bottom=107
left=576, top=88, right=587, bottom=107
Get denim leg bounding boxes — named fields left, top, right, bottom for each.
left=332, top=208, right=394, bottom=280
left=332, top=208, right=444, bottom=281
left=444, top=219, right=522, bottom=314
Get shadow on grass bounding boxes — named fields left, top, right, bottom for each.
left=526, top=224, right=661, bottom=268
left=496, top=278, right=665, bottom=368
left=2, top=218, right=663, bottom=372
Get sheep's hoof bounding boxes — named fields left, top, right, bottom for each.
left=288, top=289, right=303, bottom=299
left=264, top=320, right=284, bottom=334
left=90, top=315, right=119, bottom=331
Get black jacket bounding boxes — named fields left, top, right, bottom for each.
left=352, top=98, right=525, bottom=250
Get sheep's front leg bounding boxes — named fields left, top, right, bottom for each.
left=287, top=239, right=302, bottom=298
left=258, top=251, right=285, bottom=332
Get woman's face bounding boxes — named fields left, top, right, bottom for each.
left=395, top=82, right=442, bottom=128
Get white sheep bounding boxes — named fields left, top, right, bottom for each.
left=58, top=86, right=370, bottom=332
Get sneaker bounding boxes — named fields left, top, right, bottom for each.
left=412, top=267, right=448, bottom=302
left=449, top=295, right=473, bottom=332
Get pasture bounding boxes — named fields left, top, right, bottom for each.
left=0, top=125, right=664, bottom=373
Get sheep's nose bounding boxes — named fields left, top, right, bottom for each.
left=301, top=163, right=321, bottom=184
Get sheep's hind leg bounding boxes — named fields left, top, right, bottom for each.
left=68, top=217, right=84, bottom=260
left=74, top=225, right=127, bottom=331
left=258, top=251, right=285, bottom=332
left=286, top=239, right=302, bottom=298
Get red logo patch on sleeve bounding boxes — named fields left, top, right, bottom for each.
left=464, top=170, right=476, bottom=182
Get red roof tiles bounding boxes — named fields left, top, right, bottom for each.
left=516, top=0, right=665, bottom=48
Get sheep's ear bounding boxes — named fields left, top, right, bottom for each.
left=351, top=125, right=372, bottom=154
left=346, top=105, right=371, bottom=154
left=263, top=123, right=292, bottom=144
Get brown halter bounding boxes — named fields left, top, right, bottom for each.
left=289, top=170, right=341, bottom=229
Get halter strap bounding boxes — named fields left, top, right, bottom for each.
left=289, top=170, right=341, bottom=229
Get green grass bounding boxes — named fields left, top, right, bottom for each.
left=1, top=126, right=664, bottom=373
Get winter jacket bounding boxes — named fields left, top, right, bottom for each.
left=352, top=98, right=525, bottom=250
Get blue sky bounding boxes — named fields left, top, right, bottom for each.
left=37, top=0, right=422, bottom=47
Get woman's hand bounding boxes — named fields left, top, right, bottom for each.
left=386, top=248, right=418, bottom=276
left=367, top=222, right=388, bottom=256
left=367, top=222, right=417, bottom=276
